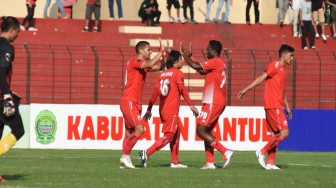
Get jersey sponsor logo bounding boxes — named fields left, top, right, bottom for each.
left=5, top=53, right=11, bottom=61
left=35, top=110, right=57, bottom=144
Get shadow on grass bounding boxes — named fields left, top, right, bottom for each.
left=2, top=174, right=26, bottom=181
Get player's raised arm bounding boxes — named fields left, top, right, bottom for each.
left=185, top=42, right=206, bottom=75
left=284, top=91, right=292, bottom=119
left=154, top=40, right=172, bottom=72
left=238, top=73, right=268, bottom=99
left=180, top=41, right=204, bottom=71
left=147, top=38, right=165, bottom=71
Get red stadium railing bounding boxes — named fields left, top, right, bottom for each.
left=11, top=44, right=336, bottom=109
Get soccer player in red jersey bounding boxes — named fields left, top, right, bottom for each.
left=139, top=50, right=199, bottom=168
left=181, top=40, right=234, bottom=169
left=238, top=44, right=294, bottom=170
left=119, top=39, right=166, bottom=169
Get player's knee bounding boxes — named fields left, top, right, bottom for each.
left=11, top=125, right=25, bottom=141
left=281, top=130, right=289, bottom=139
left=164, top=132, right=175, bottom=143
left=135, top=124, right=145, bottom=135
left=196, top=125, right=206, bottom=138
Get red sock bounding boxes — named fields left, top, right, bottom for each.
left=267, top=147, right=277, bottom=165
left=124, top=131, right=141, bottom=155
left=205, top=146, right=215, bottom=163
left=147, top=136, right=170, bottom=156
left=210, top=139, right=228, bottom=156
left=261, top=134, right=284, bottom=155
left=122, top=134, right=129, bottom=155
left=170, top=131, right=180, bottom=164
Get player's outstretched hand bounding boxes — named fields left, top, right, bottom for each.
left=159, top=38, right=165, bottom=51
left=143, top=111, right=152, bottom=121
left=190, top=106, right=199, bottom=117
left=286, top=108, right=292, bottom=119
left=238, top=89, right=247, bottom=99
left=180, top=41, right=185, bottom=55
left=166, top=40, right=172, bottom=54
left=187, top=42, right=192, bottom=57
left=3, top=98, right=15, bottom=117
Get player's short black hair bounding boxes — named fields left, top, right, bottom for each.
left=209, top=40, right=222, bottom=56
left=1, top=16, right=20, bottom=32
left=135, top=41, right=150, bottom=53
left=166, top=50, right=181, bottom=69
left=279, top=44, right=294, bottom=57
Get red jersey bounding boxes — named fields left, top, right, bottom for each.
left=156, top=67, right=185, bottom=115
left=200, top=57, right=226, bottom=106
left=264, top=61, right=287, bottom=109
left=121, top=57, right=150, bottom=104
left=26, top=0, right=36, bottom=5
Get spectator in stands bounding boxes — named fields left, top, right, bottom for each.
left=167, top=0, right=184, bottom=23
left=214, top=0, right=231, bottom=24
left=82, top=0, right=101, bottom=32
left=278, top=0, right=290, bottom=27
left=139, top=0, right=161, bottom=26
left=245, top=0, right=261, bottom=25
left=292, top=0, right=302, bottom=37
left=205, top=0, right=213, bottom=22
left=327, top=0, right=336, bottom=38
left=182, top=0, right=198, bottom=23
left=108, top=0, right=123, bottom=20
left=43, top=0, right=68, bottom=19
left=312, top=0, right=327, bottom=41
left=300, top=0, right=316, bottom=49
left=21, top=0, right=38, bottom=31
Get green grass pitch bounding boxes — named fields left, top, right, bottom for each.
left=0, top=149, right=335, bottom=187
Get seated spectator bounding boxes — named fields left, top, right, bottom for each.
left=138, top=0, right=161, bottom=26
left=82, top=0, right=101, bottom=32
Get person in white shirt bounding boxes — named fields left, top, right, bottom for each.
left=299, top=0, right=316, bottom=49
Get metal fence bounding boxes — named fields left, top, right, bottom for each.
left=11, top=44, right=336, bottom=109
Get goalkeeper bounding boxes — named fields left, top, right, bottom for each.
left=0, top=16, right=26, bottom=182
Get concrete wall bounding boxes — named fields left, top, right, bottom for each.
left=0, top=0, right=292, bottom=24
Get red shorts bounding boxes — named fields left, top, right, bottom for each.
left=265, top=108, right=289, bottom=132
left=197, top=104, right=225, bottom=127
left=160, top=114, right=179, bottom=134
left=120, top=100, right=143, bottom=129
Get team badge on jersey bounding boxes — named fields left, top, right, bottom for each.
left=5, top=53, right=12, bottom=61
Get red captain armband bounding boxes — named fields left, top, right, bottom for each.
left=159, top=50, right=165, bottom=54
